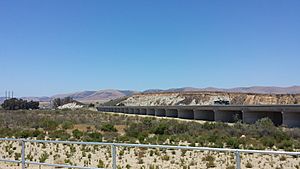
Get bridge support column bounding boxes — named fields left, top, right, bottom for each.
left=242, top=111, right=282, bottom=126
left=194, top=110, right=214, bottom=121
left=147, top=109, right=155, bottom=116
left=282, top=111, right=300, bottom=127
left=214, top=110, right=242, bottom=122
left=178, top=109, right=194, bottom=119
left=155, top=109, right=166, bottom=117
left=140, top=108, right=147, bottom=115
left=166, top=109, right=178, bottom=117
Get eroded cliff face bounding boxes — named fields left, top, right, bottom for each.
left=119, top=92, right=300, bottom=106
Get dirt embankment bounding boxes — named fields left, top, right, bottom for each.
left=118, top=91, right=300, bottom=106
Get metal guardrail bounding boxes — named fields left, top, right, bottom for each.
left=0, top=138, right=299, bottom=169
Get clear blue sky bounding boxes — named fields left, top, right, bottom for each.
left=0, top=0, right=299, bottom=96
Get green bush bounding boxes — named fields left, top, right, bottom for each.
left=83, top=132, right=102, bottom=142
left=48, top=130, right=71, bottom=140
left=72, top=129, right=84, bottom=139
left=100, top=123, right=117, bottom=132
left=62, top=121, right=74, bottom=130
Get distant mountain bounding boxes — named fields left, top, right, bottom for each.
left=20, top=97, right=51, bottom=102
left=143, top=86, right=300, bottom=94
left=1, top=86, right=299, bottom=104
left=52, top=89, right=137, bottom=102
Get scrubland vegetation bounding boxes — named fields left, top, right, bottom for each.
left=0, top=109, right=299, bottom=168
left=0, top=109, right=299, bottom=151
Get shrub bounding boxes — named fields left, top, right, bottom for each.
left=48, top=130, right=71, bottom=140
left=100, top=123, right=117, bottom=132
left=226, top=137, right=240, bottom=149
left=62, top=121, right=74, bottom=130
left=72, top=129, right=83, bottom=139
left=83, top=132, right=102, bottom=142
left=39, top=151, right=49, bottom=163
left=152, top=123, right=167, bottom=135
left=245, top=161, right=253, bottom=168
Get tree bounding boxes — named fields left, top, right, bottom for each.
left=51, top=97, right=75, bottom=108
left=1, top=98, right=39, bottom=110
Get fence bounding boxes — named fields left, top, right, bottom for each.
left=0, top=138, right=299, bottom=169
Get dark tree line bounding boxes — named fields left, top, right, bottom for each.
left=1, top=98, right=39, bottom=110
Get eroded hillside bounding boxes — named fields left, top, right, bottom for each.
left=118, top=92, right=300, bottom=106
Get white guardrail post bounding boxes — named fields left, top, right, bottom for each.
left=111, top=144, right=117, bottom=169
left=21, top=139, right=26, bottom=169
left=235, top=150, right=241, bottom=169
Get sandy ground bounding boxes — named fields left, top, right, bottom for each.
left=0, top=140, right=299, bottom=169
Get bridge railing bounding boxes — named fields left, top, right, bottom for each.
left=0, top=138, right=299, bottom=169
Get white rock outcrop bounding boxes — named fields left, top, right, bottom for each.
left=57, top=103, right=83, bottom=109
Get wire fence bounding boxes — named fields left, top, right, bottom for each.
left=0, top=138, right=299, bottom=169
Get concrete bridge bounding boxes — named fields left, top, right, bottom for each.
left=97, top=105, right=300, bottom=127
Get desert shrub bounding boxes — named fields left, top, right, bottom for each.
left=261, top=136, right=275, bottom=148
left=72, top=129, right=84, bottom=139
left=38, top=119, right=59, bottom=130
left=48, top=130, right=71, bottom=140
left=39, top=151, right=49, bottom=163
left=62, top=121, right=74, bottom=130
left=152, top=123, right=168, bottom=135
left=100, top=123, right=117, bottom=132
left=97, top=159, right=105, bottom=168
left=83, top=131, right=102, bottom=142
left=125, top=123, right=149, bottom=141
left=245, top=161, right=253, bottom=168
left=277, top=139, right=294, bottom=151
left=226, top=137, right=240, bottom=149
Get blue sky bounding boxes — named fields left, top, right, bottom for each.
left=0, top=0, right=300, bottom=96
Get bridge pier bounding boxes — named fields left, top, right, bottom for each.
left=194, top=110, right=214, bottom=121
left=155, top=109, right=166, bottom=117
left=166, top=109, right=178, bottom=117
left=147, top=109, right=155, bottom=116
left=214, top=110, right=242, bottom=122
left=282, top=111, right=300, bottom=127
left=242, top=111, right=282, bottom=126
left=178, top=109, right=194, bottom=119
